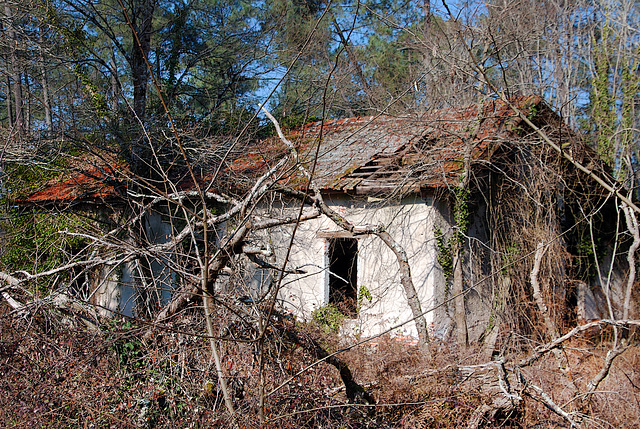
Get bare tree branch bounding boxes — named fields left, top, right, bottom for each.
left=519, top=319, right=640, bottom=368
left=262, top=107, right=431, bottom=348
left=530, top=242, right=559, bottom=339
left=622, top=203, right=639, bottom=320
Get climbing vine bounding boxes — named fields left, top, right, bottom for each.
left=0, top=163, right=94, bottom=295
left=0, top=210, right=91, bottom=295
left=434, top=225, right=453, bottom=282
left=434, top=187, right=472, bottom=283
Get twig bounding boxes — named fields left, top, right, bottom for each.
left=585, top=344, right=629, bottom=399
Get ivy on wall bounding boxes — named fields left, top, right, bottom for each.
left=434, top=186, right=471, bottom=283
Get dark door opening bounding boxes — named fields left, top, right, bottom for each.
left=328, top=237, right=358, bottom=317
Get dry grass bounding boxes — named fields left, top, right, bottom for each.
left=0, top=302, right=638, bottom=428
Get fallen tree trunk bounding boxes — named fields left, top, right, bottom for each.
left=277, top=318, right=375, bottom=404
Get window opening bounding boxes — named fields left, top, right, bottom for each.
left=245, top=267, right=272, bottom=302
left=328, top=237, right=358, bottom=317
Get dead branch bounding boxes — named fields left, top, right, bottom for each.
left=467, top=360, right=520, bottom=427
left=0, top=272, right=23, bottom=310
left=0, top=271, right=19, bottom=286
left=585, top=344, right=629, bottom=399
left=376, top=231, right=431, bottom=349
left=142, top=133, right=296, bottom=329
left=408, top=356, right=581, bottom=428
left=530, top=242, right=559, bottom=339
left=530, top=242, right=568, bottom=373
left=518, top=368, right=582, bottom=428
left=407, top=360, right=522, bottom=428
left=246, top=253, right=305, bottom=275
left=622, top=203, right=639, bottom=321
left=262, top=107, right=431, bottom=349
left=1, top=290, right=23, bottom=311
left=252, top=208, right=320, bottom=230
left=309, top=196, right=431, bottom=349
left=148, top=224, right=249, bottom=329
left=519, top=319, right=640, bottom=368
left=276, top=318, right=375, bottom=405
left=453, top=249, right=468, bottom=347
left=420, top=358, right=577, bottom=428
left=440, top=0, right=639, bottom=215
left=203, top=287, right=236, bottom=418
left=147, top=206, right=321, bottom=329
left=0, top=273, right=100, bottom=328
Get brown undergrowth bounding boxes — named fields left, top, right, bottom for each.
left=0, top=302, right=638, bottom=428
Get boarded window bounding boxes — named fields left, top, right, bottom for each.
left=328, top=237, right=358, bottom=317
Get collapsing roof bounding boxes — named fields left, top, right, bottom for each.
left=232, top=95, right=579, bottom=195
left=18, top=95, right=584, bottom=206
left=15, top=156, right=125, bottom=206
left=16, top=155, right=214, bottom=206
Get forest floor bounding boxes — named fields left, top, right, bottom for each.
left=0, top=302, right=638, bottom=428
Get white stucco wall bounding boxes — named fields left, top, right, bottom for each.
left=259, top=193, right=449, bottom=339
left=93, top=209, right=176, bottom=317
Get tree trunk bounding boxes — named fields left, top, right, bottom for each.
left=10, top=60, right=23, bottom=136
left=129, top=0, right=154, bottom=122
left=5, top=75, right=12, bottom=128
left=23, top=73, right=30, bottom=134
left=331, top=17, right=376, bottom=107
left=531, top=242, right=559, bottom=339
left=453, top=132, right=472, bottom=348
left=453, top=248, right=468, bottom=347
left=280, top=320, right=375, bottom=404
left=377, top=231, right=430, bottom=349
left=110, top=54, right=119, bottom=113
left=423, top=0, right=431, bottom=34
left=38, top=29, right=52, bottom=133
left=4, top=5, right=23, bottom=136
left=622, top=204, right=639, bottom=321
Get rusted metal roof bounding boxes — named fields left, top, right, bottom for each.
left=16, top=155, right=222, bottom=206
left=16, top=162, right=124, bottom=205
left=232, top=95, right=560, bottom=194
left=19, top=95, right=566, bottom=205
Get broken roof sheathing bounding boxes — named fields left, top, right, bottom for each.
left=232, top=95, right=561, bottom=195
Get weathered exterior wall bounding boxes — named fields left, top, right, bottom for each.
left=258, top=193, right=452, bottom=339
left=92, top=265, right=122, bottom=317
left=464, top=198, right=494, bottom=343
left=92, top=208, right=176, bottom=317
left=143, top=209, right=176, bottom=307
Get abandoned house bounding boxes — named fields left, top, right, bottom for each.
left=233, top=95, right=624, bottom=342
left=13, top=95, right=626, bottom=343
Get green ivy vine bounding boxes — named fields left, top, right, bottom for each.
left=453, top=186, right=470, bottom=237
left=434, top=186, right=471, bottom=283
left=357, top=284, right=372, bottom=312
left=434, top=225, right=454, bottom=282
left=0, top=201, right=92, bottom=296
